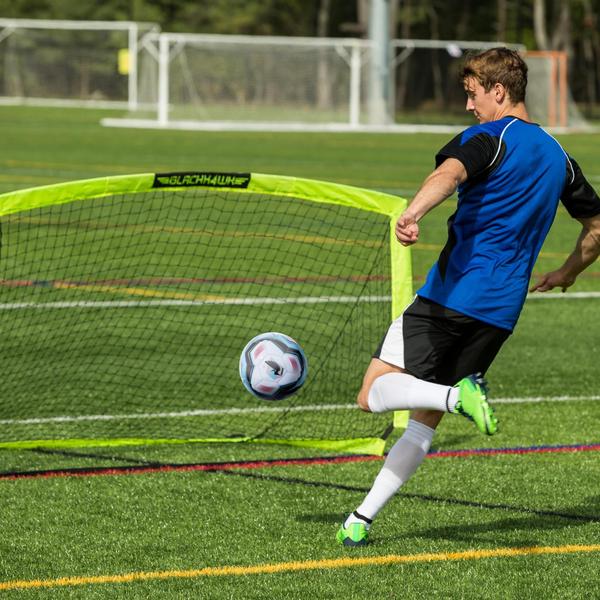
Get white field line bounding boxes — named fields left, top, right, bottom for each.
left=0, top=291, right=599, bottom=310
left=493, top=395, right=600, bottom=404
left=525, top=291, right=600, bottom=300
left=0, top=296, right=389, bottom=309
left=0, top=404, right=355, bottom=425
left=3, top=395, right=600, bottom=426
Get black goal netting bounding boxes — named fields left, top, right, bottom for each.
left=0, top=178, right=405, bottom=451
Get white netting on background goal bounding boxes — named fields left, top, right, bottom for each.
left=135, top=33, right=372, bottom=128
left=0, top=19, right=159, bottom=110
left=117, top=36, right=590, bottom=132
left=0, top=21, right=590, bottom=132
left=524, top=51, right=590, bottom=130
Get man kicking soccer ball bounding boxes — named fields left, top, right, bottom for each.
left=337, top=47, right=600, bottom=547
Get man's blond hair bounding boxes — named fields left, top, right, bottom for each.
left=460, top=47, right=528, bottom=103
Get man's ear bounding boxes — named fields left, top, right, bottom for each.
left=494, top=83, right=507, bottom=103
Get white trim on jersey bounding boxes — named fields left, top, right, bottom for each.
left=487, top=118, right=575, bottom=185
left=540, top=127, right=575, bottom=184
left=487, top=117, right=519, bottom=169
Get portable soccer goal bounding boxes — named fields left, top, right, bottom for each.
left=0, top=173, right=411, bottom=455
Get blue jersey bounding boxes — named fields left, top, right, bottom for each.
left=417, top=116, right=600, bottom=331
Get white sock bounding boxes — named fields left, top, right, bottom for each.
left=367, top=372, right=459, bottom=414
left=347, top=419, right=435, bottom=524
left=343, top=510, right=372, bottom=530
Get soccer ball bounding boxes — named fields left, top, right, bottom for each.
left=239, top=332, right=308, bottom=401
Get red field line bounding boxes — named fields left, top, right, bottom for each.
left=1, top=442, right=599, bottom=481
left=0, top=454, right=382, bottom=481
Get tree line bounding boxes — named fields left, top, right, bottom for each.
left=0, top=0, right=599, bottom=111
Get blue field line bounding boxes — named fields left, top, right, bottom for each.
left=427, top=441, right=600, bottom=459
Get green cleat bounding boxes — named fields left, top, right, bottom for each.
left=336, top=522, right=369, bottom=547
left=453, top=374, right=498, bottom=435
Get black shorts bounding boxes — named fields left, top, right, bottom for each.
left=374, top=295, right=511, bottom=386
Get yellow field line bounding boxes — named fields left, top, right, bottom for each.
left=1, top=158, right=140, bottom=174
left=2, top=544, right=599, bottom=591
left=1, top=216, right=568, bottom=257
left=0, top=174, right=66, bottom=183
left=7, top=214, right=383, bottom=248
left=4, top=213, right=571, bottom=257
left=53, top=282, right=227, bottom=302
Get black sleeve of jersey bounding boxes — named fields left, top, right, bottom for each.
left=435, top=132, right=502, bottom=179
left=561, top=157, right=600, bottom=218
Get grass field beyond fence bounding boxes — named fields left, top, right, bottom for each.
left=0, top=106, right=599, bottom=599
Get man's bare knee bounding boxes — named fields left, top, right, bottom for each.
left=356, top=358, right=405, bottom=413
left=356, top=388, right=370, bottom=412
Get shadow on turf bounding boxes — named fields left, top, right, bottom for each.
left=297, top=512, right=343, bottom=524
left=12, top=448, right=600, bottom=535
left=215, top=470, right=600, bottom=529
left=389, top=513, right=590, bottom=546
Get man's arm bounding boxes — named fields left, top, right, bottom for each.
left=530, top=213, right=600, bottom=292
left=396, top=158, right=467, bottom=246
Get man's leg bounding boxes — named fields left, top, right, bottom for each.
left=357, top=359, right=460, bottom=414
left=357, top=359, right=492, bottom=433
left=356, top=357, right=406, bottom=411
left=336, top=407, right=441, bottom=546
left=338, top=362, right=492, bottom=547
left=337, top=299, right=506, bottom=546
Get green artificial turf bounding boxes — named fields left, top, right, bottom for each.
left=0, top=105, right=599, bottom=598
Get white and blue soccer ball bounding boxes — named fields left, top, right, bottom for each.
left=239, top=332, right=308, bottom=401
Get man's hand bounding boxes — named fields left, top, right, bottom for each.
left=529, top=269, right=575, bottom=293
left=396, top=212, right=419, bottom=246
left=395, top=158, right=466, bottom=247
left=531, top=216, right=600, bottom=293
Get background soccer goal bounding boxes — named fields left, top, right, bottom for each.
left=0, top=172, right=411, bottom=455
left=0, top=18, right=159, bottom=110
left=0, top=18, right=589, bottom=131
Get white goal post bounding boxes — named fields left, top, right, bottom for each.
left=139, top=32, right=371, bottom=129
left=0, top=20, right=589, bottom=132
left=103, top=33, right=590, bottom=132
left=106, top=35, right=510, bottom=132
left=0, top=18, right=160, bottom=110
